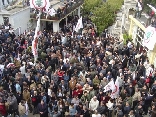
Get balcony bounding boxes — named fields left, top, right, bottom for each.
left=30, top=0, right=84, bottom=21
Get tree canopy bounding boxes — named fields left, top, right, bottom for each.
left=82, top=0, right=124, bottom=34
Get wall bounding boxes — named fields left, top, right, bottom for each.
left=0, top=15, right=4, bottom=24
left=128, top=15, right=156, bottom=65
left=10, top=7, right=30, bottom=34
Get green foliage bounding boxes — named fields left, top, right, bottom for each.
left=123, top=33, right=132, bottom=45
left=107, top=0, right=124, bottom=11
left=82, top=0, right=124, bottom=34
left=82, top=0, right=103, bottom=15
left=91, top=3, right=115, bottom=33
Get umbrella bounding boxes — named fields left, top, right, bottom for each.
left=147, top=4, right=156, bottom=14
left=6, top=63, right=15, bottom=68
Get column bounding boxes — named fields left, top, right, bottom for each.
left=121, top=13, right=125, bottom=34
left=53, top=21, right=60, bottom=32
left=132, top=25, right=138, bottom=45
left=128, top=19, right=133, bottom=36
left=78, top=6, right=80, bottom=18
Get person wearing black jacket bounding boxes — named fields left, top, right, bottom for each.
left=122, top=55, right=128, bottom=69
left=38, top=100, right=48, bottom=117
left=81, top=105, right=90, bottom=117
left=97, top=101, right=107, bottom=115
left=49, top=57, right=56, bottom=72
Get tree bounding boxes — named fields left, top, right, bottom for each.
left=91, top=3, right=115, bottom=33
left=82, top=0, right=124, bottom=34
left=82, top=0, right=103, bottom=15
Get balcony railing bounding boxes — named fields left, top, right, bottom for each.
left=30, top=0, right=84, bottom=21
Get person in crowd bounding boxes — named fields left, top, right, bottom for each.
left=0, top=97, right=7, bottom=117
left=89, top=96, right=99, bottom=112
left=7, top=93, right=18, bottom=117
left=18, top=100, right=28, bottom=117
left=38, top=100, right=48, bottom=117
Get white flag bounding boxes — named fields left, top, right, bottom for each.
left=32, top=12, right=41, bottom=60
left=48, top=8, right=56, bottom=16
left=75, top=17, right=83, bottom=32
left=103, top=80, right=115, bottom=92
left=143, top=26, right=156, bottom=50
left=32, top=38, right=38, bottom=59
left=110, top=77, right=120, bottom=99
left=147, top=4, right=156, bottom=14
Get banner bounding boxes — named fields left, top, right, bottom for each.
left=75, top=17, right=83, bottom=32
left=32, top=38, right=38, bottom=59
left=32, top=11, right=41, bottom=61
left=110, top=77, right=119, bottom=99
left=48, top=8, right=56, bottom=16
left=103, top=80, right=115, bottom=92
left=143, top=26, right=156, bottom=50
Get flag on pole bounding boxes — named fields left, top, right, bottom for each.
left=103, top=80, right=115, bottom=92
left=75, top=17, right=83, bottom=32
left=32, top=37, right=38, bottom=59
left=147, top=4, right=156, bottom=14
left=48, top=8, right=56, bottom=16
left=46, top=8, right=56, bottom=18
left=32, top=11, right=41, bottom=61
left=110, top=77, right=119, bottom=99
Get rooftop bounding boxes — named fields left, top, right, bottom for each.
left=0, top=0, right=68, bottom=15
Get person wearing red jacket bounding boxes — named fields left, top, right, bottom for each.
left=57, top=70, right=65, bottom=81
left=0, top=97, right=7, bottom=117
left=72, top=83, right=83, bottom=98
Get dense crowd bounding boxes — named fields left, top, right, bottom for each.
left=0, top=14, right=156, bottom=117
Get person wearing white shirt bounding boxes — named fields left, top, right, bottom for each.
left=135, top=0, right=143, bottom=18
left=106, top=100, right=114, bottom=117
left=89, top=96, right=99, bottom=111
left=61, top=34, right=67, bottom=45
left=92, top=110, right=101, bottom=117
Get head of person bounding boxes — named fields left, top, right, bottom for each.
left=41, top=100, right=44, bottom=105
left=93, top=96, right=97, bottom=101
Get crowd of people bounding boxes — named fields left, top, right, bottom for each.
left=0, top=13, right=156, bottom=117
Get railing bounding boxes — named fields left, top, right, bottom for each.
left=30, top=0, right=84, bottom=21
left=0, top=0, right=18, bottom=10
